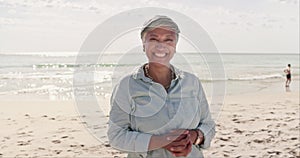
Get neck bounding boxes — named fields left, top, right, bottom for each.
left=146, top=62, right=173, bottom=89
left=149, top=62, right=170, bottom=72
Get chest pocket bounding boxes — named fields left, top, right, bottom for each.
left=130, top=94, right=171, bottom=133
left=167, top=96, right=201, bottom=129
left=130, top=93, right=201, bottom=133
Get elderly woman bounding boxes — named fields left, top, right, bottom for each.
left=108, top=15, right=215, bottom=158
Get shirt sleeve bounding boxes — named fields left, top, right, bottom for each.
left=107, top=81, right=152, bottom=153
left=196, top=80, right=216, bottom=149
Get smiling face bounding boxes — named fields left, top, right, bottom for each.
left=142, top=27, right=178, bottom=66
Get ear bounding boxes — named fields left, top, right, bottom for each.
left=142, top=44, right=145, bottom=52
left=174, top=46, right=177, bottom=53
left=141, top=33, right=147, bottom=52
left=142, top=38, right=146, bottom=52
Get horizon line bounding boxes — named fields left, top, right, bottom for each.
left=0, top=51, right=299, bottom=55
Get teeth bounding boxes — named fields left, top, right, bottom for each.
left=154, top=53, right=167, bottom=57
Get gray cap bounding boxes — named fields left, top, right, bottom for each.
left=140, top=15, right=180, bottom=39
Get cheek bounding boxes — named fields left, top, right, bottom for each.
left=144, top=43, right=155, bottom=52
left=167, top=44, right=176, bottom=52
left=169, top=42, right=177, bottom=48
left=144, top=42, right=176, bottom=53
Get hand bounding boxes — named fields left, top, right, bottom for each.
left=169, top=139, right=192, bottom=157
left=162, top=129, right=193, bottom=157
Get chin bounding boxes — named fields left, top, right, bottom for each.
left=148, top=60, right=170, bottom=67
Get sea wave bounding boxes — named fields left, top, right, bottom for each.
left=228, top=73, right=284, bottom=81
left=199, top=73, right=285, bottom=82
left=0, top=71, right=113, bottom=83
left=32, top=63, right=129, bottom=69
left=0, top=52, right=78, bottom=57
left=0, top=63, right=140, bottom=69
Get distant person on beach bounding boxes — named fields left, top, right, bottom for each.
left=107, top=15, right=215, bottom=157
left=284, top=64, right=291, bottom=87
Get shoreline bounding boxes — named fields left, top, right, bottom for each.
left=0, top=77, right=298, bottom=101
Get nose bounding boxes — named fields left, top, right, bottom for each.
left=155, top=42, right=166, bottom=50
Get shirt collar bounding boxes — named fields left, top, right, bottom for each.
left=132, top=63, right=184, bottom=82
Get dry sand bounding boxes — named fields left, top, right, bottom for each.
left=0, top=91, right=299, bottom=157
left=0, top=101, right=124, bottom=157
left=204, top=91, right=299, bottom=158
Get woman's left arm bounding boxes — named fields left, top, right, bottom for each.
left=195, top=81, right=216, bottom=149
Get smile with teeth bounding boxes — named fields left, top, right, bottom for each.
left=153, top=52, right=167, bottom=58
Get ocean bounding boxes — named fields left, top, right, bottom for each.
left=0, top=52, right=299, bottom=101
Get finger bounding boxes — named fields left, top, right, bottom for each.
left=166, top=134, right=187, bottom=142
left=172, top=141, right=193, bottom=157
left=186, top=140, right=192, bottom=151
left=163, top=140, right=186, bottom=152
left=167, top=133, right=191, bottom=141
left=169, top=134, right=190, bottom=146
left=169, top=145, right=186, bottom=152
left=185, top=141, right=192, bottom=154
left=162, top=136, right=185, bottom=148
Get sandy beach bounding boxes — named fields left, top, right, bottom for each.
left=0, top=83, right=299, bottom=158
left=0, top=0, right=299, bottom=156
left=205, top=91, right=299, bottom=158
left=0, top=100, right=125, bottom=157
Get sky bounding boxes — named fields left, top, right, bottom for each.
left=0, top=0, right=299, bottom=54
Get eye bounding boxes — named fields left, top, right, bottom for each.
left=149, top=38, right=158, bottom=41
left=164, top=38, right=175, bottom=43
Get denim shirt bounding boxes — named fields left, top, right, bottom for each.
left=107, top=64, right=215, bottom=158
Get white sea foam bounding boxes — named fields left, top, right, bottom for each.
left=228, top=73, right=284, bottom=81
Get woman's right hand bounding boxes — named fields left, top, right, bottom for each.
left=149, top=129, right=193, bottom=157
left=162, top=129, right=193, bottom=157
